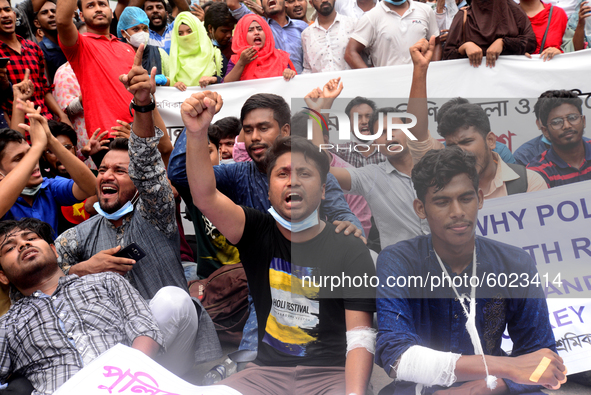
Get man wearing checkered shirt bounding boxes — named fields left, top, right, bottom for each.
left=0, top=218, right=163, bottom=395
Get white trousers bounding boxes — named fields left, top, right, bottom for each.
left=149, top=286, right=199, bottom=377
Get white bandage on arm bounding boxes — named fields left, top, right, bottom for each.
left=346, top=327, right=377, bottom=356
left=395, top=345, right=461, bottom=388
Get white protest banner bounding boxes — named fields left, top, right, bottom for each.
left=156, top=50, right=591, bottom=148
left=477, top=181, right=591, bottom=374
left=55, top=344, right=242, bottom=395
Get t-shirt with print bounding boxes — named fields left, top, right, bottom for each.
left=235, top=207, right=376, bottom=368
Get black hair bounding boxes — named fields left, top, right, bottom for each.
left=204, top=2, right=236, bottom=31
left=202, top=1, right=213, bottom=14
left=143, top=0, right=168, bottom=9
left=412, top=146, right=480, bottom=204
left=0, top=128, right=26, bottom=162
left=265, top=136, right=330, bottom=184
left=74, top=20, right=86, bottom=30
left=437, top=103, right=490, bottom=139
left=208, top=125, right=220, bottom=149
left=240, top=93, right=291, bottom=129
left=0, top=218, right=55, bottom=250
left=369, top=107, right=405, bottom=131
left=48, top=120, right=77, bottom=147
left=108, top=138, right=129, bottom=152
left=76, top=0, right=81, bottom=11
left=290, top=111, right=328, bottom=139
left=213, top=116, right=241, bottom=140
left=537, top=90, right=583, bottom=126
left=33, top=0, right=56, bottom=19
left=344, top=97, right=376, bottom=119
left=436, top=97, right=470, bottom=124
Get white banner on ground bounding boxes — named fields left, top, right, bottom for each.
left=478, top=181, right=591, bottom=375
left=55, top=344, right=242, bottom=395
left=155, top=50, right=591, bottom=148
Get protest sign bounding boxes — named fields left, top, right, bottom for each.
left=479, top=181, right=591, bottom=374
left=55, top=344, right=242, bottom=395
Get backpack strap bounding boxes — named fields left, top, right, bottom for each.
left=539, top=5, right=554, bottom=52
left=505, top=163, right=529, bottom=195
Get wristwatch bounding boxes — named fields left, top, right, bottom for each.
left=129, top=94, right=155, bottom=116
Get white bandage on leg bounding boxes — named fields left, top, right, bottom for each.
left=396, top=345, right=461, bottom=388
left=346, top=327, right=377, bottom=356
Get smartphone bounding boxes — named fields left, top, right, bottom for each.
left=0, top=58, right=9, bottom=68
left=114, top=243, right=146, bottom=263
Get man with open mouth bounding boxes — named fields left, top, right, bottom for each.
left=285, top=0, right=309, bottom=24
left=54, top=48, right=222, bottom=377
left=183, top=88, right=376, bottom=393
left=168, top=91, right=365, bottom=356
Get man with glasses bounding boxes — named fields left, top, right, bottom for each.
left=527, top=91, right=591, bottom=187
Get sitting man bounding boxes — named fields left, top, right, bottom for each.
left=182, top=89, right=376, bottom=394
left=54, top=47, right=221, bottom=376
left=168, top=91, right=364, bottom=354
left=0, top=218, right=163, bottom=394
left=437, top=101, right=548, bottom=198
left=376, top=146, right=567, bottom=394
left=526, top=90, right=591, bottom=187
left=0, top=105, right=96, bottom=238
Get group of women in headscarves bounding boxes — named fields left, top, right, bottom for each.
left=117, top=8, right=295, bottom=91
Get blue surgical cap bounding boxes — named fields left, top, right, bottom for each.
left=117, top=7, right=150, bottom=38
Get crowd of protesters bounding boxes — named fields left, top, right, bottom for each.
left=0, top=0, right=589, bottom=392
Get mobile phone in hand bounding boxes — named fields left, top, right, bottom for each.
left=0, top=58, right=9, bottom=68
left=114, top=243, right=146, bottom=263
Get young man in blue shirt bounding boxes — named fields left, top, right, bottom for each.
left=375, top=146, right=567, bottom=395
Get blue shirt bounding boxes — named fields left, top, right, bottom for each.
left=148, top=20, right=175, bottom=54
left=230, top=4, right=308, bottom=74
left=168, top=129, right=364, bottom=234
left=514, top=136, right=550, bottom=166
left=514, top=136, right=590, bottom=166
left=375, top=235, right=555, bottom=395
left=2, top=177, right=79, bottom=237
left=38, top=37, right=67, bottom=84
left=527, top=139, right=591, bottom=188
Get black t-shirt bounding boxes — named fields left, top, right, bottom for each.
left=235, top=207, right=376, bottom=368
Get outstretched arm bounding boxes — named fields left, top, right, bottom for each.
left=0, top=103, right=47, bottom=217
left=56, top=0, right=79, bottom=48
left=407, top=36, right=435, bottom=143
left=303, top=78, right=352, bottom=190
left=183, top=92, right=246, bottom=245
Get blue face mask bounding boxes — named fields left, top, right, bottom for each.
left=384, top=0, right=407, bottom=5
left=212, top=39, right=219, bottom=47
left=94, top=192, right=139, bottom=221
left=268, top=207, right=319, bottom=232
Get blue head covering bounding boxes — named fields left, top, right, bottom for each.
left=117, top=7, right=150, bottom=39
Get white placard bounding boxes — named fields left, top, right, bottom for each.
left=55, top=344, right=242, bottom=395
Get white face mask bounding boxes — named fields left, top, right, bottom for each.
left=125, top=31, right=149, bottom=48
